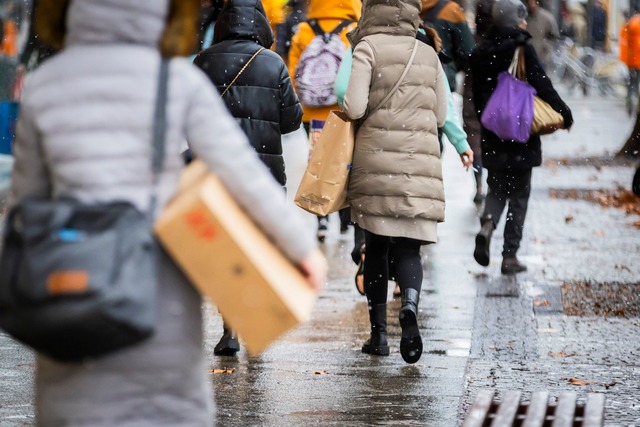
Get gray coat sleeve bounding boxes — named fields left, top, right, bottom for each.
left=8, top=93, right=51, bottom=207
left=184, top=71, right=317, bottom=263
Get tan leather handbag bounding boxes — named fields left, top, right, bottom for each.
left=516, top=48, right=565, bottom=135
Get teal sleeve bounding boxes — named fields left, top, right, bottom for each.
left=334, top=47, right=353, bottom=110
left=441, top=77, right=471, bottom=154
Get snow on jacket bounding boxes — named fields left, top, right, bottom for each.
left=287, top=0, right=361, bottom=123
left=194, top=0, right=303, bottom=186
left=469, top=26, right=573, bottom=170
left=11, top=0, right=316, bottom=425
left=344, top=0, right=448, bottom=244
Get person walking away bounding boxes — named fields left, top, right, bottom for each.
left=620, top=12, right=640, bottom=115
left=343, top=0, right=452, bottom=364
left=197, top=0, right=224, bottom=52
left=288, top=0, right=361, bottom=242
left=421, top=0, right=474, bottom=92
left=334, top=24, right=473, bottom=297
left=525, top=0, right=559, bottom=71
left=462, top=0, right=495, bottom=204
left=276, top=0, right=308, bottom=63
left=12, top=0, right=325, bottom=424
left=194, top=0, right=303, bottom=356
left=422, top=0, right=476, bottom=202
left=470, top=0, right=573, bottom=275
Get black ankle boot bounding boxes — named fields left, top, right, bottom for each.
left=473, top=171, right=484, bottom=204
left=501, top=256, right=528, bottom=274
left=474, top=215, right=495, bottom=267
left=362, top=304, right=390, bottom=356
left=399, top=289, right=422, bottom=364
left=214, top=325, right=240, bottom=356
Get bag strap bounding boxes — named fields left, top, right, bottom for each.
left=308, top=19, right=353, bottom=42
left=331, top=20, right=354, bottom=36
left=220, top=48, right=265, bottom=98
left=152, top=59, right=169, bottom=175
left=148, top=59, right=170, bottom=216
left=368, top=39, right=420, bottom=116
left=423, top=0, right=448, bottom=23
left=508, top=47, right=526, bottom=81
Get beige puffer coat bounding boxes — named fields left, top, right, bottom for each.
left=343, top=0, right=447, bottom=243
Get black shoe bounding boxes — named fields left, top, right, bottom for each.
left=362, top=303, right=389, bottom=356
left=473, top=191, right=485, bottom=204
left=501, top=257, right=528, bottom=275
left=474, top=216, right=494, bottom=267
left=361, top=334, right=390, bottom=356
left=214, top=330, right=240, bottom=356
left=317, top=218, right=329, bottom=243
left=399, top=289, right=422, bottom=364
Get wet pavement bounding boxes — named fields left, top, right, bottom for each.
left=0, top=86, right=639, bottom=426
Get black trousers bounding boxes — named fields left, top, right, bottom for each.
left=363, top=231, right=423, bottom=306
left=482, top=168, right=532, bottom=257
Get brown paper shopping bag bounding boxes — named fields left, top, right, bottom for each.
left=155, top=161, right=317, bottom=355
left=295, top=111, right=355, bottom=216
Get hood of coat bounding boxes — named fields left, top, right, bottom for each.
left=36, top=0, right=199, bottom=56
left=307, top=0, right=362, bottom=21
left=348, top=0, right=421, bottom=46
left=213, top=0, right=274, bottom=47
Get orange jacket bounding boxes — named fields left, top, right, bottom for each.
left=620, top=14, right=640, bottom=69
left=263, top=0, right=286, bottom=42
left=1, top=19, right=17, bottom=57
left=288, top=0, right=361, bottom=123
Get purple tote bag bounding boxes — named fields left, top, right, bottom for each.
left=480, top=48, right=536, bottom=143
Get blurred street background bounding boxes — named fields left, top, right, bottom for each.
left=1, top=0, right=640, bottom=425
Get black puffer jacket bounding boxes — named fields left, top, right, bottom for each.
left=469, top=26, right=573, bottom=170
left=194, top=0, right=303, bottom=186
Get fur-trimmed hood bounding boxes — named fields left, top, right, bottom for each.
left=36, top=0, right=200, bottom=56
left=348, top=0, right=422, bottom=46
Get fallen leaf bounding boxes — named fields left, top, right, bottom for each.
left=548, top=351, right=576, bottom=358
left=564, top=216, right=574, bottom=223
left=312, top=370, right=329, bottom=375
left=209, top=368, right=236, bottom=374
left=594, top=230, right=605, bottom=237
left=615, top=264, right=631, bottom=272
left=488, top=345, right=497, bottom=350
left=603, top=381, right=617, bottom=389
left=568, top=378, right=591, bottom=386
left=632, top=221, right=640, bottom=229
left=534, top=298, right=550, bottom=307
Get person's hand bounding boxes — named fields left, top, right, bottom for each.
left=460, top=149, right=474, bottom=171
left=298, top=248, right=327, bottom=293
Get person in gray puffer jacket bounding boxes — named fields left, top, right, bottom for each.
left=343, top=0, right=448, bottom=365
left=10, top=0, right=325, bottom=425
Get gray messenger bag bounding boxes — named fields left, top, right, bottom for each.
left=0, top=59, right=169, bottom=362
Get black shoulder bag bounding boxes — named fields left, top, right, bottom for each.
left=0, top=59, right=170, bottom=362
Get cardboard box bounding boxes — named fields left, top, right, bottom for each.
left=155, top=160, right=317, bottom=355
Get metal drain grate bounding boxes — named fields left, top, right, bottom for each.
left=462, top=390, right=605, bottom=427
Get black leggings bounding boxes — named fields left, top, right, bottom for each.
left=364, top=231, right=423, bottom=306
